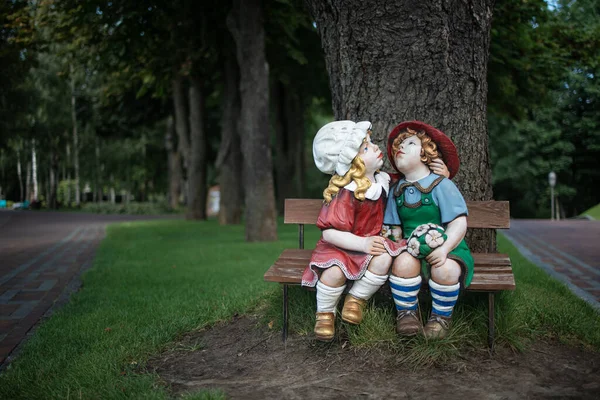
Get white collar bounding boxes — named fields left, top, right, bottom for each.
left=344, top=171, right=390, bottom=200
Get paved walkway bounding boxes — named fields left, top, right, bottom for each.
left=0, top=210, right=176, bottom=367
left=504, top=219, right=600, bottom=311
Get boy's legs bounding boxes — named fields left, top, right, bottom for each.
left=425, top=259, right=461, bottom=339
left=389, top=252, right=422, bottom=336
left=342, top=253, right=392, bottom=324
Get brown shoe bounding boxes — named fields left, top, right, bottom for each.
left=314, top=312, right=335, bottom=341
left=341, top=295, right=367, bottom=325
left=396, top=309, right=422, bottom=336
left=423, top=314, right=451, bottom=339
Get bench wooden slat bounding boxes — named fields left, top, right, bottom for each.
left=264, top=249, right=516, bottom=290
left=284, top=199, right=510, bottom=229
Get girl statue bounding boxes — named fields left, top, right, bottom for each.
left=302, top=120, right=406, bottom=341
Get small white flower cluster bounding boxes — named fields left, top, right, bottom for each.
left=406, top=224, right=446, bottom=258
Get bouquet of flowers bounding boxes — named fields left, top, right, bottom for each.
left=406, top=223, right=447, bottom=259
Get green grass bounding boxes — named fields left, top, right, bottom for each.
left=0, top=219, right=317, bottom=399
left=1, top=220, right=598, bottom=398
left=582, top=203, right=600, bottom=220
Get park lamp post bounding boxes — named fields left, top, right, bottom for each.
left=548, top=171, right=556, bottom=220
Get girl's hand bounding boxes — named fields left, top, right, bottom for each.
left=426, top=246, right=448, bottom=268
left=363, top=236, right=386, bottom=255
left=429, top=159, right=449, bottom=178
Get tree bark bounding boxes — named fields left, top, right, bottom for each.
left=165, top=115, right=182, bottom=209
left=305, top=0, right=495, bottom=252
left=217, top=55, right=243, bottom=225
left=228, top=0, right=278, bottom=241
left=186, top=75, right=207, bottom=220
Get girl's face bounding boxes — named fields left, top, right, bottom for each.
left=358, top=135, right=384, bottom=173
left=393, top=135, right=423, bottom=172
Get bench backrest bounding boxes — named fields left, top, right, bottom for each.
left=284, top=199, right=510, bottom=229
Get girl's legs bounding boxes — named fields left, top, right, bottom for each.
left=342, top=253, right=392, bottom=324
left=425, top=259, right=461, bottom=339
left=315, top=266, right=346, bottom=341
left=389, top=252, right=422, bottom=336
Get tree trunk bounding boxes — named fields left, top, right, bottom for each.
left=17, top=148, right=23, bottom=202
left=70, top=65, right=80, bottom=206
left=172, top=75, right=190, bottom=201
left=165, top=115, right=182, bottom=209
left=25, top=161, right=31, bottom=202
left=95, top=136, right=101, bottom=203
left=49, top=149, right=58, bottom=209
left=217, top=55, right=243, bottom=225
left=228, top=0, right=278, bottom=241
left=31, top=139, right=38, bottom=201
left=186, top=75, right=208, bottom=220
left=272, top=82, right=305, bottom=213
left=305, top=0, right=494, bottom=252
left=285, top=88, right=306, bottom=198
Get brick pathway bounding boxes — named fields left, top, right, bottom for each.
left=504, top=219, right=600, bottom=311
left=0, top=210, right=176, bottom=367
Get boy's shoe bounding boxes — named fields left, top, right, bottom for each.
left=314, top=312, right=335, bottom=341
left=341, top=295, right=367, bottom=325
left=423, top=314, right=451, bottom=339
left=395, top=309, right=422, bottom=336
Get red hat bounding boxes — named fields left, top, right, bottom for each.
left=386, top=121, right=460, bottom=179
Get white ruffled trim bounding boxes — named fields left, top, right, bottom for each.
left=343, top=171, right=390, bottom=201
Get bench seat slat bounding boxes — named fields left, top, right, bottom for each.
left=265, top=250, right=516, bottom=290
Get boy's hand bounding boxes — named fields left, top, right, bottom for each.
left=429, top=159, right=449, bottom=178
left=363, top=236, right=386, bottom=255
left=426, top=246, right=448, bottom=268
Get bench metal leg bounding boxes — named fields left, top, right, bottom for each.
left=488, top=292, right=495, bottom=352
left=282, top=284, right=289, bottom=343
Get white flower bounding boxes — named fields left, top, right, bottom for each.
left=425, top=230, right=445, bottom=249
left=381, top=224, right=390, bottom=237
left=412, top=224, right=429, bottom=237
left=407, top=237, right=421, bottom=257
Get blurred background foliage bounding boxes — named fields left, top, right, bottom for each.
left=0, top=0, right=598, bottom=218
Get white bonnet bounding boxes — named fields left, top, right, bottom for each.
left=313, top=120, right=372, bottom=176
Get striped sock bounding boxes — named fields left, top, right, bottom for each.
left=316, top=281, right=346, bottom=314
left=389, top=275, right=421, bottom=311
left=429, top=279, right=460, bottom=317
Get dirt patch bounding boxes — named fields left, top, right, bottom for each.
left=148, top=316, right=600, bottom=399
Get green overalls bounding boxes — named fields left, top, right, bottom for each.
left=396, top=178, right=474, bottom=287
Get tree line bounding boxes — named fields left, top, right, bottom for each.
left=0, top=0, right=598, bottom=241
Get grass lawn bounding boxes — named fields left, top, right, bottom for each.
left=0, top=219, right=598, bottom=399
left=582, top=203, right=600, bottom=220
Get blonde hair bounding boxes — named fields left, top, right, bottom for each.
left=323, top=156, right=372, bottom=204
left=391, top=128, right=439, bottom=165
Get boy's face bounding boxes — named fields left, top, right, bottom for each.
left=393, top=135, right=423, bottom=172
left=358, top=135, right=384, bottom=173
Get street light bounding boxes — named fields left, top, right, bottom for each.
left=548, top=171, right=556, bottom=220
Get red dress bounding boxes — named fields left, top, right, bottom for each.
left=302, top=188, right=406, bottom=287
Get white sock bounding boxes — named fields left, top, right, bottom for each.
left=389, top=275, right=422, bottom=311
left=348, top=270, right=388, bottom=300
left=316, top=281, right=346, bottom=313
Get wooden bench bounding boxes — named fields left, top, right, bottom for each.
left=264, top=199, right=515, bottom=349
